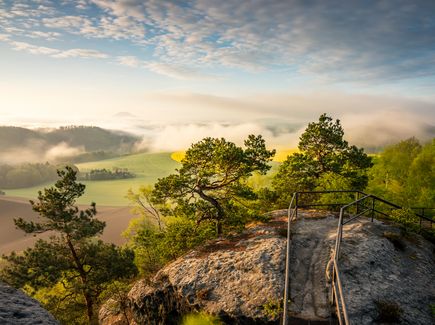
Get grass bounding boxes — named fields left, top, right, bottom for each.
left=6, top=152, right=180, bottom=206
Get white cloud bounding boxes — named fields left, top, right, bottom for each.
left=27, top=30, right=60, bottom=40
left=52, top=48, right=108, bottom=59
left=90, top=0, right=146, bottom=19
left=43, top=15, right=90, bottom=29
left=9, top=40, right=108, bottom=59
left=76, top=0, right=89, bottom=10
left=11, top=41, right=59, bottom=55
left=115, top=56, right=217, bottom=80
left=145, top=62, right=216, bottom=80
left=116, top=55, right=141, bottom=67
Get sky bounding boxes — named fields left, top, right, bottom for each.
left=0, top=0, right=434, bottom=150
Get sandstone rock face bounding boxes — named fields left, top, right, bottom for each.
left=338, top=219, right=435, bottom=324
left=0, top=281, right=59, bottom=325
left=128, top=221, right=287, bottom=324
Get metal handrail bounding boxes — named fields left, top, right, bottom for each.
left=282, top=190, right=434, bottom=325
left=282, top=192, right=297, bottom=325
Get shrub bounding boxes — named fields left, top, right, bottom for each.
left=262, top=298, right=283, bottom=320
left=389, top=208, right=420, bottom=234
left=181, top=312, right=221, bottom=325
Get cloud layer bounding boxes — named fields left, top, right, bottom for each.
left=1, top=0, right=435, bottom=82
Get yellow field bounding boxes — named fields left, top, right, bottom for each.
left=273, top=148, right=299, bottom=162
left=171, top=151, right=186, bottom=162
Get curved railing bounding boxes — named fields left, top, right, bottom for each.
left=282, top=192, right=297, bottom=325
left=282, top=191, right=434, bottom=325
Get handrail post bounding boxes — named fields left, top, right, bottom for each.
left=335, top=207, right=344, bottom=259
left=356, top=192, right=360, bottom=214
left=283, top=193, right=297, bottom=325
left=295, top=192, right=299, bottom=219
left=371, top=197, right=375, bottom=222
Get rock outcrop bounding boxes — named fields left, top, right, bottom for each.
left=100, top=211, right=435, bottom=325
left=100, top=216, right=288, bottom=325
left=338, top=219, right=435, bottom=324
left=0, top=281, right=59, bottom=325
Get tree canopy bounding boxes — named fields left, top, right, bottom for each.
left=1, top=167, right=137, bottom=324
left=152, top=135, right=275, bottom=234
left=368, top=137, right=434, bottom=207
left=273, top=114, right=373, bottom=203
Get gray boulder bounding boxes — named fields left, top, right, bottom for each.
left=0, top=281, right=59, bottom=325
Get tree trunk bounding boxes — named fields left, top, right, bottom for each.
left=84, top=292, right=95, bottom=324
left=195, top=188, right=224, bottom=235
left=66, top=237, right=95, bottom=324
left=216, top=220, right=223, bottom=236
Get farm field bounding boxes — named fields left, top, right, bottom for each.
left=0, top=196, right=136, bottom=254
left=3, top=149, right=287, bottom=206
left=5, top=152, right=180, bottom=206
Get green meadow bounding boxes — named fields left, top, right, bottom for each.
left=5, top=151, right=283, bottom=206
left=6, top=152, right=180, bottom=206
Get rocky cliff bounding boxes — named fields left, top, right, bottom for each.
left=0, top=281, right=59, bottom=325
left=100, top=211, right=435, bottom=325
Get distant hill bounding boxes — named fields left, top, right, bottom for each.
left=0, top=126, right=45, bottom=150
left=46, top=126, right=139, bottom=152
left=0, top=126, right=141, bottom=163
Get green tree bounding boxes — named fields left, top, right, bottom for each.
left=1, top=167, right=137, bottom=324
left=273, top=114, right=372, bottom=204
left=368, top=137, right=434, bottom=207
left=152, top=135, right=275, bottom=235
left=408, top=139, right=435, bottom=207
left=126, top=185, right=165, bottom=231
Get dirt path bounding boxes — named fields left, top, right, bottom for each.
left=288, top=211, right=338, bottom=321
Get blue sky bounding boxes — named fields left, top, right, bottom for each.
left=0, top=0, right=434, bottom=149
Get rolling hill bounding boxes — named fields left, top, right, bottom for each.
left=5, top=152, right=180, bottom=206
left=0, top=125, right=140, bottom=164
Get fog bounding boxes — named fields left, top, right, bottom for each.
left=1, top=92, right=434, bottom=159
left=0, top=142, right=85, bottom=165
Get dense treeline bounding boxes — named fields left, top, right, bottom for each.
left=0, top=163, right=76, bottom=189
left=80, top=168, right=135, bottom=181
left=368, top=137, right=434, bottom=209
